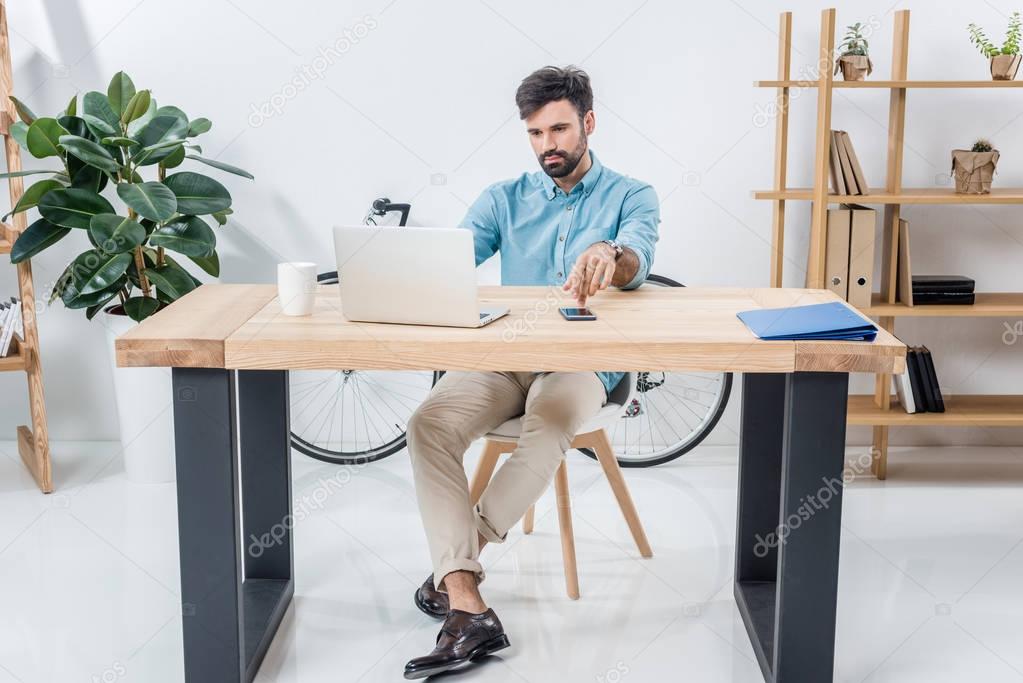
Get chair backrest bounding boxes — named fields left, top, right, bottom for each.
left=607, top=372, right=636, bottom=408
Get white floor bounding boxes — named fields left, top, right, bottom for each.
left=1, top=441, right=1022, bottom=683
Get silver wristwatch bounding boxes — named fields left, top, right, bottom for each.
left=600, top=239, right=624, bottom=260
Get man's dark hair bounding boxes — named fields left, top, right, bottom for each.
left=515, top=65, right=593, bottom=121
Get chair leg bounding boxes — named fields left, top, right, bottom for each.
left=586, top=429, right=653, bottom=558
left=554, top=460, right=580, bottom=600
left=469, top=439, right=507, bottom=505
left=522, top=504, right=535, bottom=534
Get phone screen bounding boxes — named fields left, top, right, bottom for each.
left=560, top=307, right=595, bottom=319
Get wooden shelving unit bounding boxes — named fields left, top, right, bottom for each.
left=847, top=395, right=1023, bottom=426
left=755, top=187, right=1023, bottom=204
left=863, top=292, right=1023, bottom=317
left=756, top=79, right=1023, bottom=88
left=0, top=0, right=52, bottom=492
left=754, top=8, right=1022, bottom=479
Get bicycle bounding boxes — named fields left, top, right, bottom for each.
left=289, top=200, right=732, bottom=468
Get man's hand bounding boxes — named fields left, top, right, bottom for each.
left=562, top=242, right=617, bottom=307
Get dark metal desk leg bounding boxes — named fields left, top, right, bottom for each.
left=733, top=372, right=849, bottom=683
left=172, top=368, right=293, bottom=683
left=734, top=372, right=786, bottom=677
left=173, top=368, right=245, bottom=682
left=237, top=370, right=294, bottom=681
left=774, top=371, right=848, bottom=682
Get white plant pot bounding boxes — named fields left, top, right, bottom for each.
left=104, top=311, right=176, bottom=484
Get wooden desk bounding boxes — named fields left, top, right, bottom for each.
left=117, top=284, right=905, bottom=683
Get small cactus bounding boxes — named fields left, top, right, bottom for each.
left=972, top=138, right=994, bottom=153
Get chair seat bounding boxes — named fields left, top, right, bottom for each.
left=485, top=401, right=625, bottom=441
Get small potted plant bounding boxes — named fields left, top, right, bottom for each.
left=951, top=139, right=999, bottom=194
left=835, top=22, right=873, bottom=81
left=968, top=11, right=1022, bottom=80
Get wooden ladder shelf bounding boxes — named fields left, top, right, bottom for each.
left=0, top=0, right=53, bottom=492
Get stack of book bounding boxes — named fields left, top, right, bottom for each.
left=0, top=297, right=23, bottom=357
left=912, top=275, right=975, bottom=305
left=829, top=130, right=869, bottom=195
left=893, top=346, right=945, bottom=413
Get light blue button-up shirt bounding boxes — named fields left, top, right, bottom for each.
left=458, top=150, right=660, bottom=397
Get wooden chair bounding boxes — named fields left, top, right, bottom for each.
left=468, top=372, right=652, bottom=599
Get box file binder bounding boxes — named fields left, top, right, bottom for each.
left=839, top=131, right=870, bottom=194
left=846, top=205, right=876, bottom=309
left=825, top=208, right=851, bottom=300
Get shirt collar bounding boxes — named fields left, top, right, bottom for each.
left=540, top=149, right=603, bottom=200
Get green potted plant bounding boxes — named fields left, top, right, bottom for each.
left=1, top=70, right=252, bottom=321
left=951, top=138, right=999, bottom=194
left=968, top=11, right=1022, bottom=80
left=835, top=22, right=873, bottom=81
left=0, top=71, right=253, bottom=482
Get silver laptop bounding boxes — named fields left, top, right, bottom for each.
left=332, top=225, right=509, bottom=327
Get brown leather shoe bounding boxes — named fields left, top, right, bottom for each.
left=414, top=574, right=448, bottom=619
left=403, top=608, right=510, bottom=679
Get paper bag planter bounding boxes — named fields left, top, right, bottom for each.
left=950, top=149, right=999, bottom=194
left=990, top=54, right=1022, bottom=80
left=835, top=54, right=873, bottom=81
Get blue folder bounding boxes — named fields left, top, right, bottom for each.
left=737, top=301, right=878, bottom=341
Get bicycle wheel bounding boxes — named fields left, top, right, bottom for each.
left=577, top=274, right=733, bottom=468
left=289, top=271, right=442, bottom=464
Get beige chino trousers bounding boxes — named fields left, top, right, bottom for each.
left=406, top=370, right=607, bottom=592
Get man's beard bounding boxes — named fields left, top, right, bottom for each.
left=538, top=135, right=587, bottom=179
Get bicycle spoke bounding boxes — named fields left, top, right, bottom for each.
left=290, top=369, right=436, bottom=461
left=602, top=369, right=729, bottom=464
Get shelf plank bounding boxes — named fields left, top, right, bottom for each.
left=861, top=292, right=1023, bottom=317
left=753, top=187, right=1023, bottom=204
left=756, top=79, right=1023, bottom=88
left=848, top=394, right=1023, bottom=426
left=0, top=345, right=25, bottom=372
left=0, top=219, right=15, bottom=248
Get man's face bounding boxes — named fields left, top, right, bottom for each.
left=524, top=99, right=594, bottom=178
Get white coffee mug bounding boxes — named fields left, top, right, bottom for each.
left=277, top=262, right=317, bottom=316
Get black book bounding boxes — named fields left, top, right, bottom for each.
left=906, top=347, right=927, bottom=413
left=919, top=346, right=945, bottom=412
left=912, top=275, right=975, bottom=294
left=915, top=347, right=938, bottom=412
left=911, top=347, right=934, bottom=412
left=912, top=292, right=976, bottom=305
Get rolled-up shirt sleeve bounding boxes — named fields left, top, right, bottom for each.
left=614, top=184, right=660, bottom=290
left=458, top=186, right=501, bottom=267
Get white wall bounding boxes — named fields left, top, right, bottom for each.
left=1, top=0, right=1020, bottom=447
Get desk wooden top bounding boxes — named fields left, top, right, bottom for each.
left=115, top=284, right=906, bottom=374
